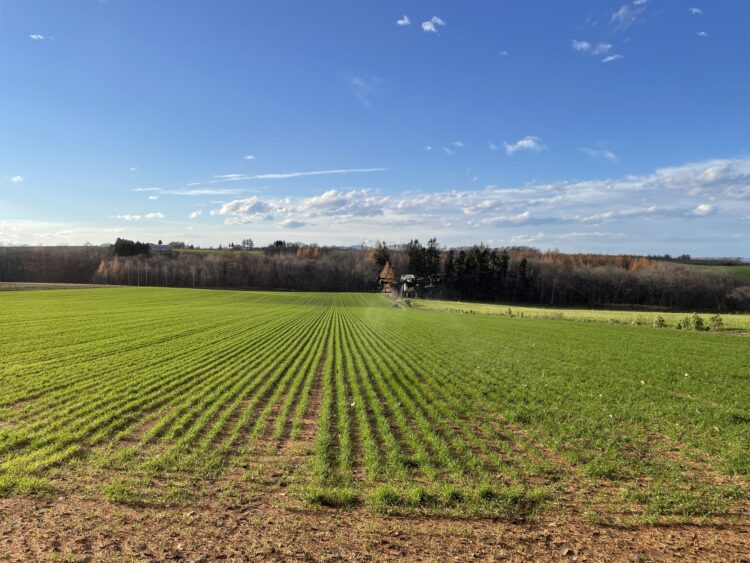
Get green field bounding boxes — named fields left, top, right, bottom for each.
left=0, top=288, right=748, bottom=523
left=678, top=263, right=750, bottom=280
left=413, top=298, right=750, bottom=330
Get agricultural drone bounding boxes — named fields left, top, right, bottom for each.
left=377, top=273, right=445, bottom=299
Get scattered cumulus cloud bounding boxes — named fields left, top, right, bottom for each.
left=571, top=40, right=612, bottom=55
left=29, top=34, right=45, bottom=40
left=3, top=157, right=749, bottom=248
left=396, top=15, right=410, bottom=26
left=10, top=176, right=25, bottom=183
left=421, top=16, right=446, bottom=34
left=189, top=211, right=203, bottom=219
left=504, top=136, right=547, bottom=155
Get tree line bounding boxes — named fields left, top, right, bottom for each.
left=0, top=239, right=748, bottom=311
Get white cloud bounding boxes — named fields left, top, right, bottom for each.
left=129, top=166, right=138, bottom=172
left=278, top=218, right=307, bottom=229
left=499, top=51, right=509, bottom=57
left=422, top=16, right=446, bottom=33
left=29, top=34, right=45, bottom=40
left=297, top=189, right=389, bottom=218
left=689, top=7, right=703, bottom=15
left=696, top=31, right=708, bottom=38
left=189, top=211, right=203, bottom=219
left=350, top=76, right=384, bottom=107
left=134, top=187, right=244, bottom=196
left=580, top=147, right=618, bottom=161
left=396, top=15, right=410, bottom=26
left=452, top=141, right=464, bottom=148
left=148, top=195, right=159, bottom=200
left=424, top=145, right=433, bottom=152
left=573, top=41, right=615, bottom=61
left=251, top=168, right=385, bottom=180
left=3, top=156, right=749, bottom=250
left=243, top=154, right=255, bottom=160
left=115, top=212, right=164, bottom=221
left=610, top=2, right=647, bottom=31
left=441, top=147, right=456, bottom=157
left=489, top=141, right=499, bottom=151
left=504, top=136, right=546, bottom=155
left=10, top=176, right=25, bottom=183
left=602, top=54, right=624, bottom=63
left=469, top=211, right=532, bottom=227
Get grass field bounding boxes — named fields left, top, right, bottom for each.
left=413, top=298, right=750, bottom=331
left=1, top=287, right=748, bottom=529
left=677, top=263, right=750, bottom=280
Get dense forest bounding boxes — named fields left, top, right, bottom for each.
left=0, top=239, right=748, bottom=311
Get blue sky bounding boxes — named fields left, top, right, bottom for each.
left=1, top=0, right=749, bottom=255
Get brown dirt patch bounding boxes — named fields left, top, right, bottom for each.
left=1, top=491, right=749, bottom=562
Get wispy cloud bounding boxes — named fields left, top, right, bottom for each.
left=610, top=1, right=647, bottom=31
left=278, top=218, right=307, bottom=229
left=29, top=34, right=45, bottom=40
left=189, top=211, right=203, bottom=219
left=10, top=176, right=25, bottom=183
left=421, top=16, right=446, bottom=34
left=116, top=212, right=165, bottom=221
left=602, top=54, right=624, bottom=63
left=349, top=76, right=384, bottom=107
left=133, top=187, right=244, bottom=196
left=689, top=7, right=703, bottom=15
left=243, top=154, right=255, bottom=160
left=489, top=141, right=500, bottom=151
left=504, top=136, right=546, bottom=155
left=580, top=147, right=618, bottom=161
left=696, top=31, right=708, bottom=38
left=396, top=15, right=410, bottom=27
left=249, top=168, right=385, bottom=180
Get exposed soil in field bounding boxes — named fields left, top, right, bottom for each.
left=1, top=489, right=749, bottom=562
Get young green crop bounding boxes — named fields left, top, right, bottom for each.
left=0, top=287, right=747, bottom=522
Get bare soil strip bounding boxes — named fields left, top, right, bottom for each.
left=1, top=493, right=748, bottom=561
